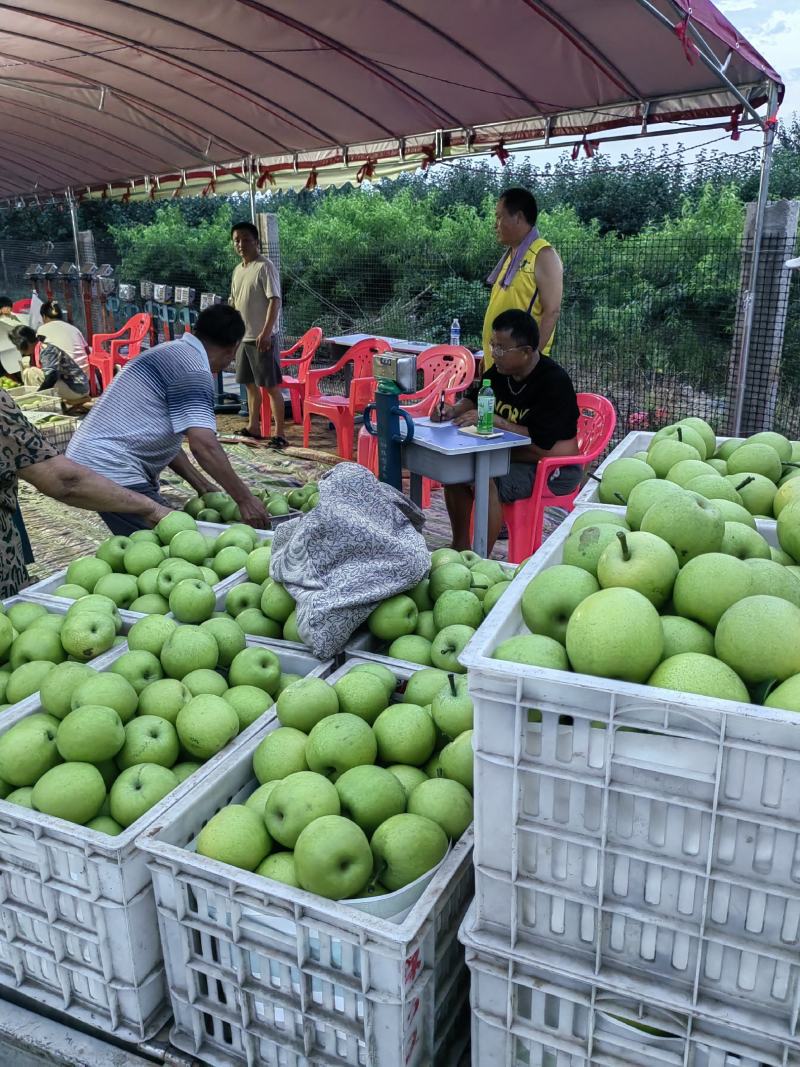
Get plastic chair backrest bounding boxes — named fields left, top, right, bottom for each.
left=125, top=313, right=151, bottom=343
left=575, top=392, right=617, bottom=458
left=347, top=337, right=391, bottom=413
left=416, top=345, right=475, bottom=390
left=283, top=326, right=323, bottom=383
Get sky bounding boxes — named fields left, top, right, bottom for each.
left=719, top=0, right=800, bottom=120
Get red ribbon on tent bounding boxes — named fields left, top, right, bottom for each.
left=420, top=145, right=436, bottom=171
left=571, top=134, right=598, bottom=160
left=304, top=168, right=318, bottom=191
left=356, top=158, right=377, bottom=183
left=674, top=13, right=698, bottom=65
left=121, top=187, right=131, bottom=204
left=201, top=176, right=216, bottom=197
left=491, top=141, right=510, bottom=166
left=256, top=167, right=276, bottom=189
left=726, top=107, right=742, bottom=141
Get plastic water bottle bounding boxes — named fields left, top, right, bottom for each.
left=450, top=317, right=460, bottom=347
left=477, top=378, right=495, bottom=435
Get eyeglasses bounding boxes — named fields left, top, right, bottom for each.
left=490, top=343, right=527, bottom=357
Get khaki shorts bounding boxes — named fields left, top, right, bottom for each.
left=236, top=337, right=282, bottom=387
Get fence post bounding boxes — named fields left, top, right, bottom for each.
left=727, top=199, right=800, bottom=434
left=257, top=212, right=284, bottom=343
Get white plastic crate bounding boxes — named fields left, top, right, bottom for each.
left=23, top=523, right=273, bottom=603
left=574, top=430, right=740, bottom=507
left=460, top=907, right=799, bottom=1067
left=4, top=589, right=150, bottom=636
left=460, top=506, right=800, bottom=1038
left=137, top=656, right=474, bottom=1067
left=0, top=639, right=329, bottom=1042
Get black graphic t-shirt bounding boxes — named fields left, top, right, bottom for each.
left=467, top=357, right=580, bottom=450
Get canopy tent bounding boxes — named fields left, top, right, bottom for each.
left=0, top=0, right=784, bottom=433
left=0, top=0, right=783, bottom=204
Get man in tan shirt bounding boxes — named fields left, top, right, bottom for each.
left=229, top=221, right=286, bottom=446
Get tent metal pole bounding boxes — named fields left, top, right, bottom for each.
left=248, top=157, right=257, bottom=224
left=66, top=191, right=81, bottom=268
left=731, top=80, right=780, bottom=435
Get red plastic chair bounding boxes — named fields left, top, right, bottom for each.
left=356, top=369, right=465, bottom=504
left=88, top=313, right=151, bottom=394
left=259, top=326, right=323, bottom=434
left=499, top=393, right=617, bottom=563
left=416, top=345, right=475, bottom=393
left=303, top=337, right=391, bottom=459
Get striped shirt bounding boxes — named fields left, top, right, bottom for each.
left=67, top=333, right=216, bottom=488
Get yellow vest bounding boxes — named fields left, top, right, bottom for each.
left=482, top=237, right=555, bottom=368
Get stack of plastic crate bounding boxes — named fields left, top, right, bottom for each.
left=137, top=656, right=475, bottom=1067
left=458, top=506, right=800, bottom=1066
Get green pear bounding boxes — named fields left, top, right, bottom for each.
left=648, top=653, right=748, bottom=702
left=565, top=588, right=663, bottom=683
left=597, top=458, right=655, bottom=505
left=660, top=616, right=714, bottom=658
left=596, top=530, right=679, bottom=608
left=672, top=553, right=753, bottom=630
left=640, top=494, right=723, bottom=564
left=715, top=595, right=800, bottom=684
left=625, top=479, right=685, bottom=530
left=521, top=564, right=599, bottom=643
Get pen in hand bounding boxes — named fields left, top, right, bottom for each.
left=437, top=391, right=446, bottom=422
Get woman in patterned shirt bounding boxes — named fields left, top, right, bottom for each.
left=0, top=389, right=170, bottom=597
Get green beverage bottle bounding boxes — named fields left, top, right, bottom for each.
left=476, top=379, right=495, bottom=435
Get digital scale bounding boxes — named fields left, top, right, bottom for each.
left=363, top=351, right=417, bottom=490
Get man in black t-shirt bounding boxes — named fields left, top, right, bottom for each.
left=432, top=309, right=581, bottom=553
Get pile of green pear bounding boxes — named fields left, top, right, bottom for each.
left=598, top=418, right=800, bottom=521
left=0, top=616, right=300, bottom=834
left=0, top=598, right=129, bottom=709
left=215, top=545, right=514, bottom=655
left=182, top=483, right=318, bottom=522
left=195, top=661, right=474, bottom=902
left=53, top=512, right=270, bottom=611
left=363, top=548, right=515, bottom=669
left=497, top=488, right=800, bottom=709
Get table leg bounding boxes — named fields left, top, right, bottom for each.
left=473, top=452, right=491, bottom=557
left=409, top=471, right=423, bottom=507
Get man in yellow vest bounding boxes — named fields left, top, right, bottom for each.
left=482, top=188, right=563, bottom=368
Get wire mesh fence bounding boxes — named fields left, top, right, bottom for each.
left=3, top=225, right=798, bottom=442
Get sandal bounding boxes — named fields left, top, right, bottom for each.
left=268, top=435, right=289, bottom=449
left=240, top=428, right=264, bottom=439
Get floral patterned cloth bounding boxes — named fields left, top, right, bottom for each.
left=0, top=388, right=56, bottom=597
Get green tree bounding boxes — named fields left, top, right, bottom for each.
left=108, top=204, right=237, bottom=294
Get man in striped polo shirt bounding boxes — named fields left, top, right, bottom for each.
left=67, top=304, right=269, bottom=534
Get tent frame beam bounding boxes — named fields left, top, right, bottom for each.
left=633, top=0, right=770, bottom=130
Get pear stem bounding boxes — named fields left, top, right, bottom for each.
left=587, top=472, right=602, bottom=484
left=448, top=673, right=457, bottom=696
left=616, top=529, right=631, bottom=561
left=676, top=426, right=683, bottom=442
left=613, top=491, right=626, bottom=504
left=735, top=476, right=755, bottom=490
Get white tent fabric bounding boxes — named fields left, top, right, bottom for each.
left=0, top=0, right=783, bottom=202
